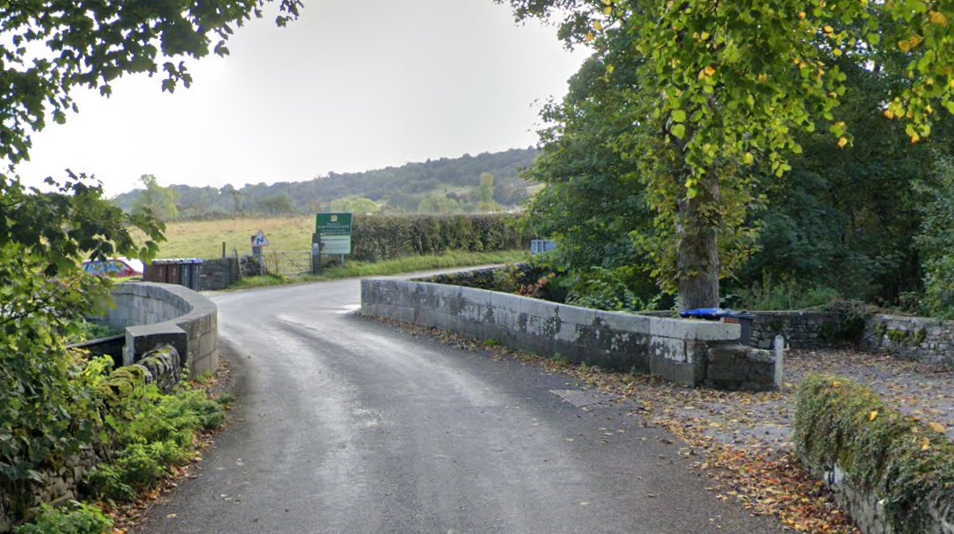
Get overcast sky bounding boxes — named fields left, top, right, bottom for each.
left=16, top=0, right=588, bottom=196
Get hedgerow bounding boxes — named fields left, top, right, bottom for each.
left=350, top=214, right=529, bottom=262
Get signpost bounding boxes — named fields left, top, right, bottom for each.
left=314, top=213, right=353, bottom=273
left=251, top=230, right=269, bottom=276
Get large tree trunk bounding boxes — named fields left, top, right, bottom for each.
left=676, top=172, right=720, bottom=310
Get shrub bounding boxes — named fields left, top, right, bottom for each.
left=83, top=464, right=135, bottom=503
left=727, top=276, right=840, bottom=310
left=14, top=503, right=112, bottom=534
left=921, top=255, right=954, bottom=320
left=350, top=214, right=529, bottom=262
left=564, top=267, right=644, bottom=312
left=916, top=154, right=954, bottom=319
left=794, top=375, right=954, bottom=533
left=84, top=380, right=227, bottom=503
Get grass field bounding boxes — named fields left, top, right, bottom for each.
left=137, top=218, right=528, bottom=288
left=143, top=217, right=316, bottom=259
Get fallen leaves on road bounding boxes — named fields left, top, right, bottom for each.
left=367, top=315, right=954, bottom=533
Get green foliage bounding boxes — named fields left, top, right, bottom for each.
left=505, top=0, right=954, bottom=307
left=564, top=267, right=645, bottom=312
left=87, top=384, right=227, bottom=503
left=350, top=214, right=528, bottom=262
left=0, top=174, right=163, bottom=273
left=83, top=464, right=135, bottom=504
left=65, top=320, right=121, bottom=345
left=416, top=194, right=460, bottom=215
left=491, top=264, right=533, bottom=294
left=921, top=256, right=954, bottom=320
left=736, top=63, right=951, bottom=306
left=13, top=503, right=112, bottom=534
left=0, top=0, right=301, bottom=165
left=795, top=375, right=954, bottom=534
left=131, top=175, right=179, bottom=222
left=521, top=25, right=755, bottom=306
left=235, top=250, right=528, bottom=289
left=329, top=197, right=380, bottom=215
left=476, top=172, right=499, bottom=213
left=111, top=148, right=538, bottom=217
left=0, top=0, right=291, bottom=525
left=727, top=276, right=841, bottom=311
left=255, top=194, right=295, bottom=217
left=917, top=155, right=954, bottom=319
left=0, top=249, right=112, bottom=512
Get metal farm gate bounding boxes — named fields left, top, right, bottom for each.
left=260, top=251, right=313, bottom=277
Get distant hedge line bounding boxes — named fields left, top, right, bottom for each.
left=350, top=214, right=529, bottom=262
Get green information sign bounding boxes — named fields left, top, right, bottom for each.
left=315, top=213, right=353, bottom=255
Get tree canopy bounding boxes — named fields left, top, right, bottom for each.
left=0, top=0, right=302, bottom=166
left=504, top=0, right=954, bottom=308
left=0, top=1, right=301, bottom=517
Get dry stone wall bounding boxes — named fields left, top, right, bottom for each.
left=0, top=345, right=183, bottom=533
left=749, top=311, right=852, bottom=349
left=197, top=257, right=240, bottom=291
left=863, top=314, right=954, bottom=366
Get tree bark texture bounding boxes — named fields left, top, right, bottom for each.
left=676, top=173, right=721, bottom=310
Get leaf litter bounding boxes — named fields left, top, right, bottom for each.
left=368, top=315, right=954, bottom=533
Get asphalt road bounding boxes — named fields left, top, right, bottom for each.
left=137, top=276, right=785, bottom=534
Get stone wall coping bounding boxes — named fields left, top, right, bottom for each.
left=870, top=313, right=952, bottom=325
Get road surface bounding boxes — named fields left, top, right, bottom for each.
left=138, top=276, right=784, bottom=534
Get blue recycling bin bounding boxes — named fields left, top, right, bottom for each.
left=680, top=308, right=755, bottom=345
left=178, top=259, right=205, bottom=290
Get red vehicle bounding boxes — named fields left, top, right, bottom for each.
left=81, top=258, right=144, bottom=278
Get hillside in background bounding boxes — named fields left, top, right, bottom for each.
left=113, top=148, right=538, bottom=219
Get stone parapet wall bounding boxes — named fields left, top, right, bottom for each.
left=106, top=283, right=218, bottom=377
left=361, top=279, right=779, bottom=390
left=863, top=313, right=954, bottom=366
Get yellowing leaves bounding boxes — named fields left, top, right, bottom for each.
left=929, top=11, right=949, bottom=27
left=743, top=152, right=755, bottom=166
left=585, top=32, right=595, bottom=42
left=698, top=65, right=716, bottom=80
left=898, top=34, right=924, bottom=53
left=593, top=21, right=603, bottom=32
left=884, top=109, right=895, bottom=120
left=838, top=137, right=849, bottom=149
left=869, top=410, right=879, bottom=421
left=921, top=437, right=932, bottom=451
left=928, top=422, right=946, bottom=433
